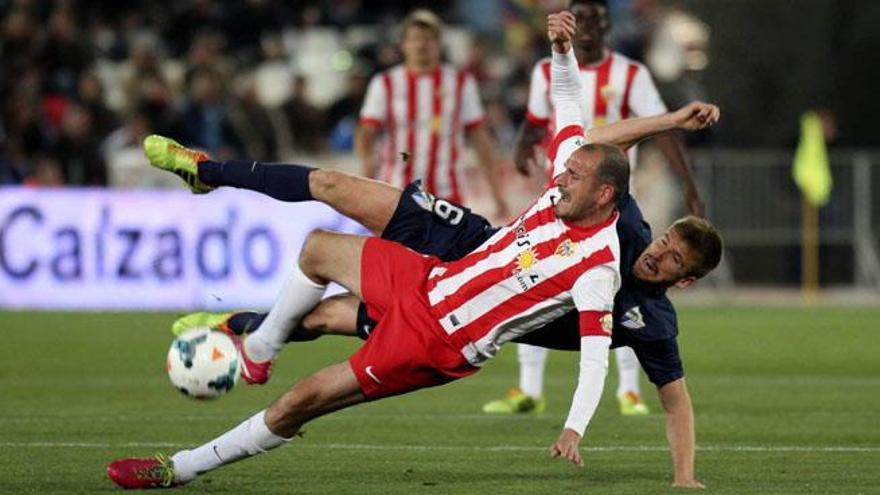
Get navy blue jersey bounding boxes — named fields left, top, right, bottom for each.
left=353, top=181, right=684, bottom=386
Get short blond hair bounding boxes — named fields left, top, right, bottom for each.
left=670, top=216, right=723, bottom=278
left=402, top=9, right=442, bottom=39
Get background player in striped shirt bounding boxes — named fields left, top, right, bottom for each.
left=500, top=0, right=706, bottom=417
left=356, top=9, right=509, bottom=218
left=107, top=13, right=722, bottom=488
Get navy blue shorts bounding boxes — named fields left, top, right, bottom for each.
left=354, top=181, right=684, bottom=387
left=378, top=180, right=496, bottom=262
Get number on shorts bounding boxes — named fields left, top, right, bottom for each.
left=434, top=200, right=464, bottom=226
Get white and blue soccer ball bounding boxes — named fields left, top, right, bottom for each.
left=166, top=327, right=241, bottom=400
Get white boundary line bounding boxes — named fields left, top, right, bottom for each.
left=0, top=442, right=877, bottom=453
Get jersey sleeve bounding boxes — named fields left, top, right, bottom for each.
left=525, top=61, right=551, bottom=126
left=563, top=333, right=611, bottom=436
left=359, top=74, right=387, bottom=127
left=547, top=49, right=588, bottom=179
left=547, top=125, right=587, bottom=179
left=571, top=264, right=618, bottom=337
left=627, top=65, right=667, bottom=117
left=563, top=263, right=619, bottom=436
left=460, top=72, right=486, bottom=129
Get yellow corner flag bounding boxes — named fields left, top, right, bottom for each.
left=792, top=111, right=833, bottom=206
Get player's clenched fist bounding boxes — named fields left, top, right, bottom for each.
left=547, top=11, right=577, bottom=49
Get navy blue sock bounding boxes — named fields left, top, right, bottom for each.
left=227, top=311, right=267, bottom=335
left=198, top=160, right=315, bottom=202
left=231, top=311, right=318, bottom=342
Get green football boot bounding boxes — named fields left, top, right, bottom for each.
left=482, top=388, right=546, bottom=414
left=617, top=391, right=650, bottom=416
left=171, top=312, right=235, bottom=336
left=143, top=134, right=214, bottom=194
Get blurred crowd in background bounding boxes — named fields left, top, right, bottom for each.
left=0, top=0, right=715, bottom=188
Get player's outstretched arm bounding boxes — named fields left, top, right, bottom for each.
left=584, top=102, right=720, bottom=151
left=548, top=12, right=582, bottom=135
left=659, top=378, right=706, bottom=489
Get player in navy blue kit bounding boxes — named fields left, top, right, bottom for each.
left=159, top=96, right=720, bottom=489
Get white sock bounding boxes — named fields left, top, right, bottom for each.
left=615, top=346, right=641, bottom=396
left=171, top=410, right=289, bottom=483
left=245, top=262, right=326, bottom=361
left=517, top=344, right=549, bottom=399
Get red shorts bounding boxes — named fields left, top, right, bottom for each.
left=349, top=238, right=478, bottom=400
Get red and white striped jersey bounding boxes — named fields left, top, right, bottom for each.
left=526, top=51, right=666, bottom=171
left=359, top=64, right=486, bottom=204
left=426, top=125, right=621, bottom=367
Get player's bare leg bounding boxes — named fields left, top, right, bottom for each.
left=265, top=361, right=365, bottom=436
left=308, top=169, right=401, bottom=236
left=300, top=293, right=360, bottom=337
left=296, top=230, right=367, bottom=296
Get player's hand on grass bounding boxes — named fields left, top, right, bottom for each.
left=547, top=11, right=577, bottom=52
left=673, top=102, right=720, bottom=131
left=672, top=478, right=706, bottom=489
left=549, top=428, right=584, bottom=467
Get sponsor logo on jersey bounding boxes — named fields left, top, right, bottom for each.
left=512, top=247, right=541, bottom=291
left=515, top=248, right=538, bottom=272
left=621, top=306, right=645, bottom=329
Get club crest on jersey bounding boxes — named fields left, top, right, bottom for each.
left=621, top=306, right=645, bottom=329
left=555, top=239, right=576, bottom=257
left=601, top=313, right=614, bottom=333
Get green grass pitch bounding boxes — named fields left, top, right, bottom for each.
left=1, top=307, right=879, bottom=494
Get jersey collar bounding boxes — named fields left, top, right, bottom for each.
left=562, top=209, right=619, bottom=238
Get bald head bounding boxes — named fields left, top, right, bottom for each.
left=575, top=143, right=629, bottom=203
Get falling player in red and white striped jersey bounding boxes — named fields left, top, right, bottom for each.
left=106, top=13, right=721, bottom=488
left=356, top=9, right=509, bottom=217
left=495, top=0, right=705, bottom=418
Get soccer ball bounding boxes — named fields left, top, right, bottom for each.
left=166, top=327, right=241, bottom=399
